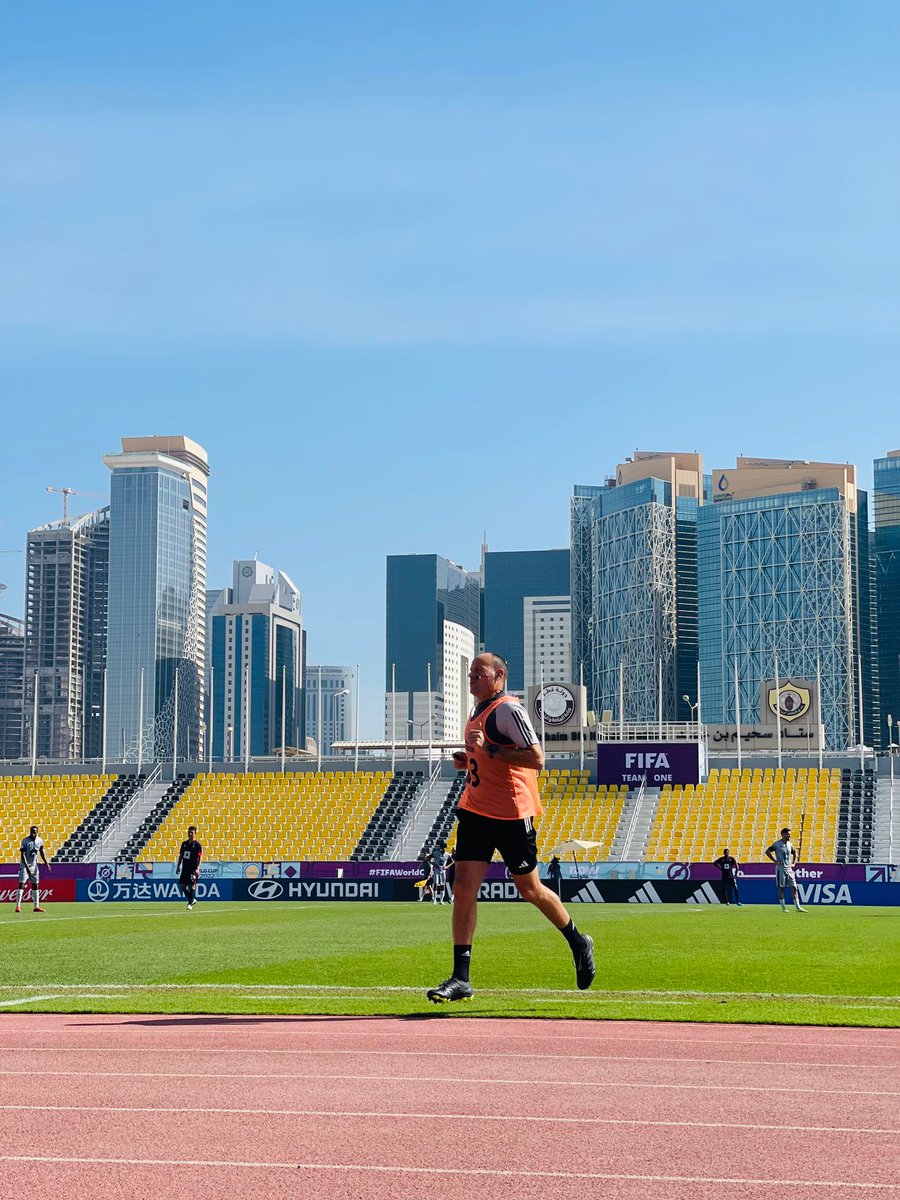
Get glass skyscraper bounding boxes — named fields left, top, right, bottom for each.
left=482, top=549, right=570, bottom=692
left=385, top=554, right=480, bottom=740
left=699, top=458, right=877, bottom=750
left=571, top=452, right=702, bottom=723
left=104, top=436, right=209, bottom=763
left=874, top=451, right=900, bottom=744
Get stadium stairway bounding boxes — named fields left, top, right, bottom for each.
left=53, top=773, right=146, bottom=863
left=116, top=775, right=194, bottom=861
left=350, top=770, right=425, bottom=861
left=609, top=786, right=661, bottom=860
left=835, top=768, right=876, bottom=863
left=873, top=775, right=897, bottom=864
left=385, top=771, right=457, bottom=861
left=419, top=773, right=466, bottom=860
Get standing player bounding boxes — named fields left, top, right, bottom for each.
left=426, top=652, right=595, bottom=1003
left=175, top=825, right=203, bottom=910
left=15, top=825, right=49, bottom=913
left=712, top=847, right=743, bottom=906
left=429, top=841, right=448, bottom=905
left=765, top=827, right=806, bottom=912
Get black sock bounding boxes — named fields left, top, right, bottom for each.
left=453, top=944, right=472, bottom=982
left=560, top=919, right=585, bottom=950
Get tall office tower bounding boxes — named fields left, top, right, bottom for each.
left=385, top=554, right=480, bottom=743
left=22, top=508, right=109, bottom=761
left=482, top=549, right=570, bottom=694
left=523, top=596, right=572, bottom=690
left=874, top=451, right=900, bottom=746
left=104, top=436, right=209, bottom=763
left=699, top=458, right=878, bottom=750
left=305, top=665, right=353, bottom=755
left=209, top=560, right=304, bottom=759
left=571, top=452, right=702, bottom=723
left=0, top=611, right=24, bottom=760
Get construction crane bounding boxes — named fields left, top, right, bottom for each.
left=45, top=486, right=104, bottom=524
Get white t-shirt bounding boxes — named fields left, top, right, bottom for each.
left=20, top=836, right=43, bottom=871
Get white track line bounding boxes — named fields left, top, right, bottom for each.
left=1, top=1044, right=887, bottom=1069
left=0, top=1102, right=895, bottom=1136
left=0, top=1068, right=894, bottom=1096
left=1, top=1156, right=897, bottom=1189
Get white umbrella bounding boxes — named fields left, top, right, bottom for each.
left=550, top=838, right=603, bottom=856
left=548, top=838, right=604, bottom=881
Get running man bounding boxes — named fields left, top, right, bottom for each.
left=712, top=847, right=743, bottom=906
left=175, top=826, right=203, bottom=910
left=765, top=827, right=806, bottom=912
left=426, top=652, right=595, bottom=1003
left=16, top=825, right=49, bottom=913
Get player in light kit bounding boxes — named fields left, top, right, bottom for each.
left=765, top=827, right=806, bottom=912
left=16, top=825, right=49, bottom=913
left=426, top=652, right=595, bottom=1003
left=176, top=826, right=203, bottom=910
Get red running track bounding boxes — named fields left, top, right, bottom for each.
left=0, top=1014, right=897, bottom=1199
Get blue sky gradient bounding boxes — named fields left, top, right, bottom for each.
left=2, top=2, right=898, bottom=734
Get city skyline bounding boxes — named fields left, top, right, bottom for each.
left=1, top=436, right=898, bottom=743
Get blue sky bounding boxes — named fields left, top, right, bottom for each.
left=2, top=2, right=898, bottom=735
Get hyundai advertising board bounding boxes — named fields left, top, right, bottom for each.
left=597, top=742, right=700, bottom=787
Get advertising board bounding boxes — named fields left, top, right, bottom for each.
left=76, top=878, right=233, bottom=903
left=0, top=878, right=76, bottom=903
left=597, top=742, right=700, bottom=786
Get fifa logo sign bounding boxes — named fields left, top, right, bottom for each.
left=624, top=752, right=671, bottom=768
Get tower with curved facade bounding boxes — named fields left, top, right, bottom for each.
left=104, top=436, right=209, bottom=763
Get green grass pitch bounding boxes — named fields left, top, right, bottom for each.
left=0, top=902, right=897, bottom=1026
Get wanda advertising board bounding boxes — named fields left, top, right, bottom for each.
left=597, top=742, right=700, bottom=787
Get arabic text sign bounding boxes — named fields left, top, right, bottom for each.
left=597, top=742, right=700, bottom=787
left=706, top=723, right=821, bottom=749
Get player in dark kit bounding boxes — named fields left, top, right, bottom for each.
left=176, top=826, right=203, bottom=910
left=712, top=848, right=743, bottom=906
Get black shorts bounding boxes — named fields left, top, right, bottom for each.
left=454, top=807, right=539, bottom=876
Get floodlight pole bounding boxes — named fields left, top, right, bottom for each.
left=101, top=667, right=108, bottom=776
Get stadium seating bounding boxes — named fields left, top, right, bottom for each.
left=644, top=767, right=841, bottom=863
left=352, top=770, right=425, bottom=860
left=443, top=770, right=628, bottom=862
left=0, top=773, right=115, bottom=863
left=422, top=773, right=466, bottom=860
left=137, top=770, right=392, bottom=862
left=836, top=769, right=876, bottom=863
left=55, top=773, right=146, bottom=862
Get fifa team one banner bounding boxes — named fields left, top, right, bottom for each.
left=597, top=742, right=700, bottom=787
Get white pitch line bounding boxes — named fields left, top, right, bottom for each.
left=0, top=996, right=63, bottom=1009
left=0, top=982, right=895, bottom=1003
left=1, top=1044, right=888, bottom=1070
left=1, top=1155, right=897, bottom=1189
left=0, top=1067, right=894, bottom=1096
left=0, top=905, right=267, bottom=928
left=0, top=1102, right=895, bottom=1137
